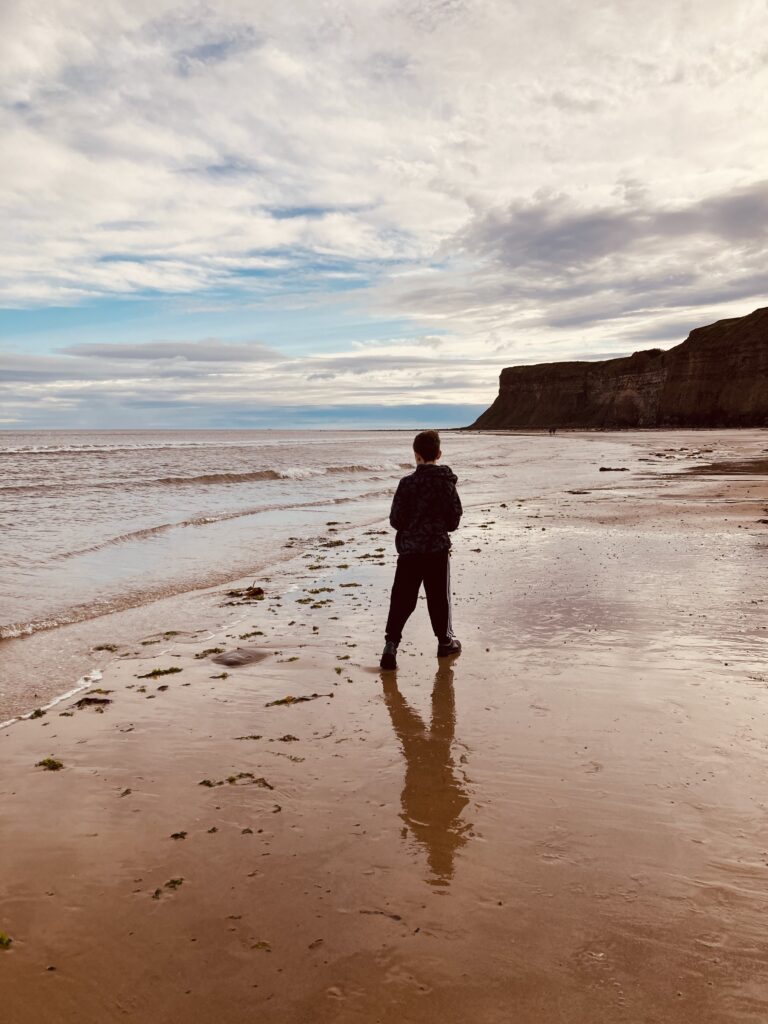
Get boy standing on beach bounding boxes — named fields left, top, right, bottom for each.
left=380, top=430, right=463, bottom=671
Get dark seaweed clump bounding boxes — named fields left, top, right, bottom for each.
left=224, top=585, right=265, bottom=606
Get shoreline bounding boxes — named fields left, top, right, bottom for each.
left=2, top=427, right=766, bottom=724
left=0, top=669, right=103, bottom=733
left=0, top=502, right=393, bottom=722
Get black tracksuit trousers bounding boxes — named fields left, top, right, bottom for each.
left=385, top=550, right=453, bottom=646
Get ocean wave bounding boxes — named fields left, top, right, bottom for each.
left=0, top=462, right=412, bottom=495
left=1, top=617, right=65, bottom=639
left=0, top=440, right=264, bottom=456
left=0, top=486, right=395, bottom=642
left=40, top=480, right=397, bottom=563
left=0, top=669, right=103, bottom=731
left=46, top=507, right=273, bottom=562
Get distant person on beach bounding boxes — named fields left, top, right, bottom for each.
left=380, top=430, right=462, bottom=671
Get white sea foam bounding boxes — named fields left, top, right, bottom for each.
left=0, top=669, right=103, bottom=731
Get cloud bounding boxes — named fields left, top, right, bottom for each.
left=2, top=0, right=765, bottom=303
left=173, top=26, right=263, bottom=77
left=59, top=339, right=281, bottom=361
left=0, top=350, right=210, bottom=382
left=0, top=333, right=499, bottom=427
left=456, top=180, right=768, bottom=271
left=372, top=177, right=768, bottom=361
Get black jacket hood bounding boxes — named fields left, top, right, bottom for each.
left=389, top=463, right=463, bottom=555
left=415, top=463, right=457, bottom=483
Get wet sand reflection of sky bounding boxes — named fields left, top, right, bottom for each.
left=382, top=666, right=471, bottom=887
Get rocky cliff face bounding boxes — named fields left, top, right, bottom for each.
left=470, top=307, right=768, bottom=429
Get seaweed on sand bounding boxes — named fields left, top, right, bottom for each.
left=200, top=773, right=273, bottom=788
left=74, top=695, right=112, bottom=710
left=224, top=585, right=265, bottom=605
left=226, top=773, right=273, bottom=788
left=36, top=757, right=64, bottom=771
left=152, top=878, right=184, bottom=899
left=195, top=648, right=224, bottom=659
left=137, top=667, right=182, bottom=679
left=266, top=693, right=334, bottom=707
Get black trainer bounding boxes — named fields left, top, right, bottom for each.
left=437, top=637, right=462, bottom=658
left=379, top=641, right=398, bottom=670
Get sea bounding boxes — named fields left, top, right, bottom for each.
left=0, top=428, right=541, bottom=641
left=2, top=428, right=578, bottom=719
left=0, top=429, right=409, bottom=641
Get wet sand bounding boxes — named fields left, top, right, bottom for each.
left=2, top=430, right=768, bottom=1023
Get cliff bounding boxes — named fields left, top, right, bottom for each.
left=470, top=306, right=768, bottom=430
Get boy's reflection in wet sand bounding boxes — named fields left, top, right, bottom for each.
left=382, top=665, right=470, bottom=885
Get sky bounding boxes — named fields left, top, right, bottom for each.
left=1, top=0, right=767, bottom=429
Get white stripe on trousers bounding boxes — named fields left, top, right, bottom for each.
left=446, top=550, right=453, bottom=639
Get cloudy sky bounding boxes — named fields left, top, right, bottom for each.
left=2, top=0, right=766, bottom=428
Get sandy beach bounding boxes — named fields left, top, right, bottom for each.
left=2, top=429, right=768, bottom=1023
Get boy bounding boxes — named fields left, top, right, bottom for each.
left=380, top=429, right=463, bottom=671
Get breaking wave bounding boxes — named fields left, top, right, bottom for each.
left=0, top=462, right=411, bottom=495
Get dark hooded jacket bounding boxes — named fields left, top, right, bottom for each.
left=389, top=464, right=463, bottom=555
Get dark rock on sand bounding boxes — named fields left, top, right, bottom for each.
left=211, top=648, right=270, bottom=667
left=74, top=695, right=113, bottom=710
left=470, top=306, right=768, bottom=429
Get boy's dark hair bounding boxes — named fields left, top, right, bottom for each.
left=413, top=429, right=441, bottom=462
